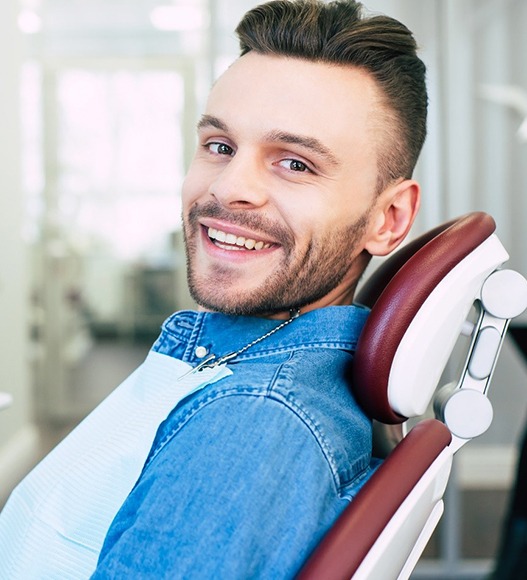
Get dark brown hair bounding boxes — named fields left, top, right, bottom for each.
left=235, top=0, right=427, bottom=192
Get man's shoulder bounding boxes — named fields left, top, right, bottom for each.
left=266, top=348, right=372, bottom=492
left=150, top=346, right=371, bottom=494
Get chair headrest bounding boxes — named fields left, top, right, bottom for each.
left=353, top=212, right=508, bottom=424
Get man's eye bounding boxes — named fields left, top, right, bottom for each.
left=208, top=142, right=234, bottom=156
left=279, top=159, right=310, bottom=172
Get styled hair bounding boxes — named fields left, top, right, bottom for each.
left=235, top=0, right=428, bottom=192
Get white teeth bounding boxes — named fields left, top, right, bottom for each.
left=216, top=243, right=243, bottom=251
left=207, top=226, right=271, bottom=251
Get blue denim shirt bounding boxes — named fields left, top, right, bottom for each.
left=93, top=305, right=372, bottom=579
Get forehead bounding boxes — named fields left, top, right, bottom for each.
left=205, top=52, right=382, bottom=157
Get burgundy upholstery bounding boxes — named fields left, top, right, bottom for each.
left=353, top=212, right=496, bottom=424
left=298, top=212, right=496, bottom=579
left=297, top=419, right=452, bottom=580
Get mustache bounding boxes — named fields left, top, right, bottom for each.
left=186, top=201, right=295, bottom=248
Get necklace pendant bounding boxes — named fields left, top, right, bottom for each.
left=177, top=354, right=217, bottom=380
left=177, top=308, right=301, bottom=382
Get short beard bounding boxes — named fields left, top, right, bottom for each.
left=183, top=201, right=371, bottom=316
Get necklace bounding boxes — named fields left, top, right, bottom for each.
left=184, top=308, right=301, bottom=376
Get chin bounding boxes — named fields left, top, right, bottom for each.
left=190, top=287, right=278, bottom=317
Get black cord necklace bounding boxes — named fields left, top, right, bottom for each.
left=182, top=308, right=301, bottom=377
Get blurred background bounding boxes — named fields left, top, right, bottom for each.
left=1, top=0, right=527, bottom=578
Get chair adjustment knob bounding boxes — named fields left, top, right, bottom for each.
left=481, top=269, right=527, bottom=319
left=441, top=389, right=494, bottom=439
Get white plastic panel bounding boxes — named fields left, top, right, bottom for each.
left=468, top=326, right=502, bottom=380
left=352, top=448, right=453, bottom=580
left=388, top=234, right=509, bottom=418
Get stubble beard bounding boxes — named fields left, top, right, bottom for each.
left=183, top=201, right=371, bottom=316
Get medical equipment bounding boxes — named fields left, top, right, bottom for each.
left=299, top=212, right=527, bottom=580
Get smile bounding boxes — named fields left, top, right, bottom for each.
left=207, top=227, right=273, bottom=251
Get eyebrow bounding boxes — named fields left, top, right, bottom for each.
left=197, top=114, right=340, bottom=168
left=265, top=130, right=340, bottom=167
left=197, top=114, right=229, bottom=132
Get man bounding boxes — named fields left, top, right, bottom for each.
left=1, top=0, right=427, bottom=578
left=91, top=0, right=426, bottom=576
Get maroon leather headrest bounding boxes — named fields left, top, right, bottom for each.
left=353, top=212, right=496, bottom=424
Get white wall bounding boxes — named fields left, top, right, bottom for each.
left=0, top=1, right=38, bottom=504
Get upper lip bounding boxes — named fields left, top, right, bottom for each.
left=199, top=218, right=279, bottom=245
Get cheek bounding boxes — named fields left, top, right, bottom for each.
left=281, top=198, right=339, bottom=238
left=181, top=169, right=206, bottom=207
left=277, top=196, right=326, bottom=240
left=293, top=203, right=371, bottom=254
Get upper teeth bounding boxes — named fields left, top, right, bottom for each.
left=208, top=227, right=271, bottom=251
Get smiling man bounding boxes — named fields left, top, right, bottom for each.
left=184, top=53, right=418, bottom=317
left=185, top=59, right=376, bottom=317
left=89, top=0, right=427, bottom=577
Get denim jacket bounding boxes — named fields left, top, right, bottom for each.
left=93, top=305, right=372, bottom=579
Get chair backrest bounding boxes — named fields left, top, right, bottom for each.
left=353, top=212, right=503, bottom=424
left=298, top=212, right=527, bottom=580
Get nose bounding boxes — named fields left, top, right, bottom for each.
left=209, top=152, right=269, bottom=209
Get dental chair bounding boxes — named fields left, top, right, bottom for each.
left=298, top=212, right=527, bottom=580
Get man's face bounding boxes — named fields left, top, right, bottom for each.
left=182, top=52, right=385, bottom=317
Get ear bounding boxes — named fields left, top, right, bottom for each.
left=364, top=179, right=421, bottom=257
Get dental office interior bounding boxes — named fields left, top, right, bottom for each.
left=1, top=0, right=527, bottom=577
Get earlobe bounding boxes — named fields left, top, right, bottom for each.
left=364, top=179, right=421, bottom=257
